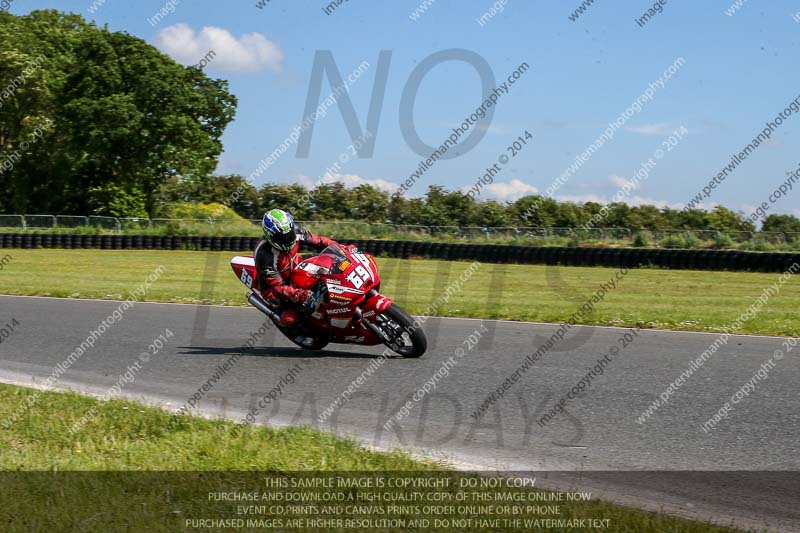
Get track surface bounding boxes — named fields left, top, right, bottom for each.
left=1, top=295, right=798, bottom=531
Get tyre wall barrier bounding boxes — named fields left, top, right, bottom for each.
left=1, top=234, right=798, bottom=273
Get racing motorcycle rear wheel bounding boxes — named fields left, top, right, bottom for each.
left=375, top=304, right=427, bottom=358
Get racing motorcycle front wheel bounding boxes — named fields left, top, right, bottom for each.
left=375, top=304, right=427, bottom=358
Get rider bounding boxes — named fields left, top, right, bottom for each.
left=255, top=208, right=337, bottom=328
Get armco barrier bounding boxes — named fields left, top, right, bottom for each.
left=0, top=234, right=798, bottom=273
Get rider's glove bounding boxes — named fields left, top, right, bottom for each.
left=301, top=283, right=327, bottom=312
left=301, top=290, right=318, bottom=312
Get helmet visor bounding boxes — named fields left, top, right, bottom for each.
left=271, top=228, right=296, bottom=251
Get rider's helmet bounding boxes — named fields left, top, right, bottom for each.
left=262, top=208, right=298, bottom=252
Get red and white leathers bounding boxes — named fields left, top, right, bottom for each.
left=253, top=226, right=336, bottom=327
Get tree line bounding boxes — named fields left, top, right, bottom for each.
left=166, top=177, right=800, bottom=234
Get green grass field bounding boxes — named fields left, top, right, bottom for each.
left=0, top=249, right=797, bottom=336
left=0, top=383, right=742, bottom=532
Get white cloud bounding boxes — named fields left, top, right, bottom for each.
left=609, top=174, right=639, bottom=191
left=555, top=193, right=683, bottom=209
left=155, top=24, right=283, bottom=72
left=625, top=123, right=671, bottom=135
left=298, top=173, right=400, bottom=194
left=555, top=193, right=607, bottom=204
left=472, top=179, right=538, bottom=201
left=624, top=196, right=684, bottom=209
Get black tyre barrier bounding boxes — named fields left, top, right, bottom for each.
left=403, top=241, right=419, bottom=257
left=1, top=234, right=798, bottom=272
left=415, top=242, right=429, bottom=258
left=397, top=241, right=410, bottom=259
left=371, top=241, right=386, bottom=256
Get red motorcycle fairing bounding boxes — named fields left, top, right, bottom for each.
left=230, top=246, right=392, bottom=346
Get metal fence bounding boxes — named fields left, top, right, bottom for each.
left=1, top=214, right=799, bottom=247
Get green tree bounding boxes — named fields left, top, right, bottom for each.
left=627, top=205, right=669, bottom=229
left=0, top=10, right=237, bottom=216
left=509, top=195, right=556, bottom=227
left=670, top=208, right=710, bottom=230
left=473, top=200, right=510, bottom=227
left=602, top=203, right=633, bottom=227
left=308, top=182, right=351, bottom=220
left=553, top=202, right=586, bottom=227
left=706, top=206, right=755, bottom=232
left=259, top=183, right=313, bottom=220
left=761, top=214, right=800, bottom=234
left=345, top=184, right=389, bottom=222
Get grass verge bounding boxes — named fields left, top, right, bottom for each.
left=0, top=383, right=742, bottom=532
left=0, top=249, right=797, bottom=336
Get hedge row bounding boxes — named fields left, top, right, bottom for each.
left=1, top=233, right=798, bottom=273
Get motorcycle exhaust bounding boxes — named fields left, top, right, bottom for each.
left=246, top=292, right=280, bottom=323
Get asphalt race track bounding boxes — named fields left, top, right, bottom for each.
left=1, top=295, right=798, bottom=531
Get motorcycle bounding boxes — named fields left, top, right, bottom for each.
left=230, top=244, right=427, bottom=358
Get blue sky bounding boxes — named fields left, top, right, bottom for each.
left=14, top=0, right=800, bottom=217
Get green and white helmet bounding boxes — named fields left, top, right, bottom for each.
left=261, top=208, right=298, bottom=252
